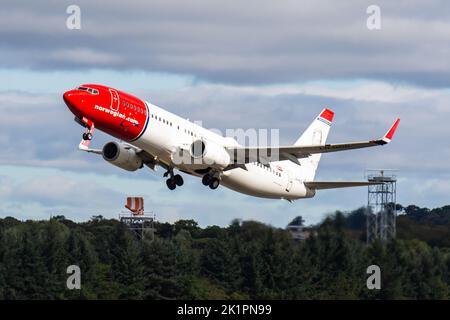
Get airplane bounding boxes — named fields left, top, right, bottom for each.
left=63, top=84, right=400, bottom=201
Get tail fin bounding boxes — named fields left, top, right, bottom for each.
left=294, top=108, right=334, bottom=181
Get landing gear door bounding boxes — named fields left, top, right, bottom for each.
left=109, top=88, right=120, bottom=111
left=286, top=169, right=293, bottom=192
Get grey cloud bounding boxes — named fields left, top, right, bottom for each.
left=13, top=175, right=121, bottom=207
left=1, top=0, right=450, bottom=86
left=0, top=173, right=127, bottom=221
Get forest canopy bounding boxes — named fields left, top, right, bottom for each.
left=0, top=204, right=449, bottom=300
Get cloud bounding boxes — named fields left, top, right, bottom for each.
left=13, top=175, right=120, bottom=207
left=50, top=48, right=122, bottom=65
left=1, top=0, right=450, bottom=86
left=0, top=169, right=125, bottom=220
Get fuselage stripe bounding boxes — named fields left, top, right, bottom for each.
left=130, top=101, right=150, bottom=142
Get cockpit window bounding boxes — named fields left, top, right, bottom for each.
left=76, top=86, right=99, bottom=94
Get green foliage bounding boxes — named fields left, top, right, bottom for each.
left=0, top=204, right=449, bottom=299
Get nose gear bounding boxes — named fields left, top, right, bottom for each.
left=79, top=118, right=95, bottom=151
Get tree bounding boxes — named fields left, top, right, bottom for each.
left=0, top=205, right=449, bottom=300
left=201, top=238, right=242, bottom=292
left=174, top=219, right=200, bottom=237
left=65, top=229, right=98, bottom=299
left=42, top=220, right=70, bottom=299
left=110, top=223, right=145, bottom=299
left=141, top=238, right=182, bottom=299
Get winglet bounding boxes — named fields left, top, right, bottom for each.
left=381, top=118, right=400, bottom=143
left=319, top=108, right=334, bottom=123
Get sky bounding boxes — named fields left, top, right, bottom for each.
left=0, top=0, right=449, bottom=227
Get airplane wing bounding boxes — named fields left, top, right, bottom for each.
left=304, top=181, right=383, bottom=190
left=225, top=118, right=400, bottom=165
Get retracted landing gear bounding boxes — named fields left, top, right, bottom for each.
left=202, top=172, right=220, bottom=190
left=164, top=168, right=184, bottom=190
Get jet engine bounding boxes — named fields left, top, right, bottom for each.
left=190, top=139, right=231, bottom=168
left=102, top=141, right=143, bottom=171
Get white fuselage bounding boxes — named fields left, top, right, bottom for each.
left=131, top=101, right=315, bottom=200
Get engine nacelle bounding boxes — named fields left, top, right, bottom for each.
left=190, top=139, right=231, bottom=168
left=102, top=141, right=143, bottom=172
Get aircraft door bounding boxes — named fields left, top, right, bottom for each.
left=109, top=88, right=120, bottom=111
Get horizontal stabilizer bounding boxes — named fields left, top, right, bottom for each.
left=304, top=181, right=383, bottom=190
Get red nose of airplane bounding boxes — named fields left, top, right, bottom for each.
left=63, top=90, right=74, bottom=107
left=63, top=90, right=86, bottom=118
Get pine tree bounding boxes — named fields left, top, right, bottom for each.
left=110, top=223, right=145, bottom=299
left=65, top=229, right=98, bottom=299
left=141, top=238, right=181, bottom=299
left=42, top=220, right=70, bottom=299
left=201, top=237, right=242, bottom=292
